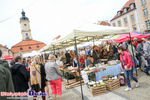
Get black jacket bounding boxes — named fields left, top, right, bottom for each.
left=10, top=63, right=29, bottom=92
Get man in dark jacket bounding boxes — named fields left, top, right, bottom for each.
left=10, top=56, right=30, bottom=92
left=0, top=49, right=15, bottom=100
left=65, top=51, right=71, bottom=64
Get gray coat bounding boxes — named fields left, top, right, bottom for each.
left=85, top=58, right=92, bottom=67
left=144, top=41, right=150, bottom=58
left=136, top=43, right=144, bottom=55
left=45, top=61, right=62, bottom=81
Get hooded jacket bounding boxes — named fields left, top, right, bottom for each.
left=0, top=60, right=15, bottom=100
left=10, top=63, right=29, bottom=92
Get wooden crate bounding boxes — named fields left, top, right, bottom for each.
left=130, top=72, right=137, bottom=81
left=104, top=79, right=120, bottom=91
left=89, top=85, right=107, bottom=96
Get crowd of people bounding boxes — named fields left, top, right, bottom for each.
left=1, top=36, right=150, bottom=100
left=0, top=50, right=62, bottom=100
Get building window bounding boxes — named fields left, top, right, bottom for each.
left=37, top=46, right=39, bottom=48
left=130, top=4, right=134, bottom=10
left=26, top=33, right=29, bottom=39
left=29, top=47, right=31, bottom=49
left=20, top=48, right=23, bottom=50
left=132, top=24, right=136, bottom=31
left=24, top=24, right=27, bottom=26
left=143, top=8, right=148, bottom=16
left=113, top=23, right=116, bottom=27
left=124, top=18, right=127, bottom=23
left=118, top=12, right=121, bottom=16
left=124, top=8, right=127, bottom=13
left=145, top=20, right=150, bottom=29
left=118, top=21, right=121, bottom=26
left=141, top=0, right=146, bottom=5
left=131, top=15, right=135, bottom=21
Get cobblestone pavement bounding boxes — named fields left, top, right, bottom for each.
left=28, top=70, right=149, bottom=100
left=112, top=70, right=150, bottom=100
left=28, top=82, right=82, bottom=100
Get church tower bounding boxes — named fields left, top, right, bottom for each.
left=20, top=9, right=33, bottom=40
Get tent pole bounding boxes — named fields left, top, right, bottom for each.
left=93, top=37, right=95, bottom=45
left=129, top=33, right=138, bottom=76
left=74, top=37, right=84, bottom=100
left=53, top=45, right=55, bottom=55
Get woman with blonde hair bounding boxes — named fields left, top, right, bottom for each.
left=45, top=55, right=62, bottom=100
left=40, top=56, right=50, bottom=98
left=30, top=55, right=46, bottom=100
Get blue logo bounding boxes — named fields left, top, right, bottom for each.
left=28, top=90, right=47, bottom=96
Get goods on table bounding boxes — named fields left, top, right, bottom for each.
left=108, top=61, right=117, bottom=65
left=104, top=79, right=120, bottom=91
left=90, top=85, right=107, bottom=96
left=83, top=67, right=89, bottom=71
left=108, top=75, right=114, bottom=78
left=102, top=76, right=108, bottom=81
left=116, top=60, right=120, bottom=64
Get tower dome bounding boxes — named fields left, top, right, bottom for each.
left=20, top=9, right=29, bottom=21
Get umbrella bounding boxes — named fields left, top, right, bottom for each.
left=3, top=55, right=15, bottom=60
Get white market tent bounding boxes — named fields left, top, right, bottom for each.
left=23, top=50, right=40, bottom=57
left=38, top=21, right=130, bottom=99
left=39, top=21, right=129, bottom=52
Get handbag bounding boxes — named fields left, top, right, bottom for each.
left=124, top=65, right=132, bottom=70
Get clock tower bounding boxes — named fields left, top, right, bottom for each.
left=20, top=9, right=33, bottom=40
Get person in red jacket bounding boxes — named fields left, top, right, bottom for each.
left=79, top=55, right=85, bottom=68
left=118, top=46, right=139, bottom=91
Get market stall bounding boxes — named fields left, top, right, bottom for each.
left=114, top=31, right=150, bottom=43
left=39, top=21, right=130, bottom=99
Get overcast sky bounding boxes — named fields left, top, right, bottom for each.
left=0, top=0, right=128, bottom=48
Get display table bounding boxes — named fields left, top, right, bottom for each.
left=59, top=66, right=78, bottom=85
left=95, top=64, right=121, bottom=81
left=76, top=70, right=95, bottom=82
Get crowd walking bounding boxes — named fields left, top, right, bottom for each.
left=1, top=36, right=150, bottom=100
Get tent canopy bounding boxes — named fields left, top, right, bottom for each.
left=114, top=31, right=150, bottom=43
left=39, top=21, right=129, bottom=52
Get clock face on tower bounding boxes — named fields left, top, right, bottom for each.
left=24, top=24, right=27, bottom=26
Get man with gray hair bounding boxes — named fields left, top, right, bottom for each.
left=143, top=36, right=150, bottom=76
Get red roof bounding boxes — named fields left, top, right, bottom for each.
left=10, top=40, right=46, bottom=53
left=100, top=21, right=110, bottom=26
left=0, top=44, right=5, bottom=48
left=111, top=0, right=135, bottom=21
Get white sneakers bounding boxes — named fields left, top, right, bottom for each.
left=125, top=83, right=139, bottom=91
left=124, top=87, right=132, bottom=91
left=135, top=82, right=139, bottom=88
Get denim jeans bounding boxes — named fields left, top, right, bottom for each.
left=144, top=58, right=150, bottom=73
left=123, top=67, right=138, bottom=87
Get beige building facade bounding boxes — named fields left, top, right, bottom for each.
left=135, top=0, right=150, bottom=32
left=110, top=0, right=150, bottom=33
left=0, top=44, right=13, bottom=57
left=110, top=0, right=141, bottom=32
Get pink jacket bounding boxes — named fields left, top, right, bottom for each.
left=120, top=51, right=134, bottom=68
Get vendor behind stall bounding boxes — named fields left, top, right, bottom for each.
left=83, top=55, right=93, bottom=68
left=93, top=45, right=101, bottom=64
left=108, top=49, right=117, bottom=61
